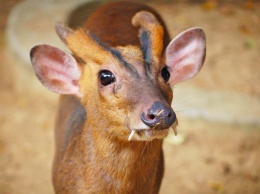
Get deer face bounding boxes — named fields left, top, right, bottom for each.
left=30, top=11, right=206, bottom=141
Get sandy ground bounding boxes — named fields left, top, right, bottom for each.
left=0, top=1, right=260, bottom=194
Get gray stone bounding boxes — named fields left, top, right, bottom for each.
left=6, top=0, right=91, bottom=65
left=174, top=86, right=260, bottom=126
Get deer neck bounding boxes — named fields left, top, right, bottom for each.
left=81, top=121, right=163, bottom=192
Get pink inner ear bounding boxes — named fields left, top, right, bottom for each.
left=30, top=44, right=81, bottom=96
left=166, top=28, right=206, bottom=85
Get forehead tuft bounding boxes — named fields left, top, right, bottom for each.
left=111, top=45, right=156, bottom=78
left=115, top=46, right=143, bottom=61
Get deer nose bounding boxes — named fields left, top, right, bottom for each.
left=141, top=101, right=176, bottom=130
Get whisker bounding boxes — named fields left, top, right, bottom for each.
left=140, top=142, right=148, bottom=158
left=152, top=122, right=160, bottom=131
left=128, top=140, right=136, bottom=149
left=152, top=141, right=160, bottom=159
left=175, top=107, right=193, bottom=113
left=156, top=110, right=164, bottom=116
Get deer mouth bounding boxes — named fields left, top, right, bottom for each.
left=128, top=121, right=178, bottom=141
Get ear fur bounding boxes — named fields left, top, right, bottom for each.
left=30, top=44, right=81, bottom=97
left=166, top=27, right=206, bottom=85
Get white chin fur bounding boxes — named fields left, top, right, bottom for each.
left=128, top=121, right=178, bottom=141
left=128, top=129, right=168, bottom=141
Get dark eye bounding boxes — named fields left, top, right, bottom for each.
left=99, top=70, right=116, bottom=86
left=161, top=66, right=170, bottom=83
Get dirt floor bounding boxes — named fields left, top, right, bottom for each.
left=0, top=1, right=260, bottom=194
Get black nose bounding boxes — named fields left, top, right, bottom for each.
left=141, top=101, right=176, bottom=130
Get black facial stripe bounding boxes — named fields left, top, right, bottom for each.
left=109, top=49, right=138, bottom=75
left=88, top=31, right=108, bottom=49
left=140, top=29, right=151, bottom=72
left=88, top=31, right=138, bottom=76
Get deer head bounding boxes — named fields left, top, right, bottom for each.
left=30, top=11, right=206, bottom=141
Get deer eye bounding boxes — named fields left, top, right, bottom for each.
left=161, top=66, right=170, bottom=83
left=99, top=70, right=116, bottom=86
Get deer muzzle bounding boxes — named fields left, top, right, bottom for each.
left=141, top=101, right=176, bottom=130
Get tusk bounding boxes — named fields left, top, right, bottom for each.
left=128, top=130, right=136, bottom=141
left=172, top=126, right=178, bottom=136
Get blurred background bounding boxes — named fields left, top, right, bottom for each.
left=0, top=0, right=259, bottom=193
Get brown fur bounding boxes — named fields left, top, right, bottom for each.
left=53, top=2, right=172, bottom=193
left=132, top=11, right=164, bottom=64
left=84, top=1, right=170, bottom=49
left=66, top=29, right=112, bottom=64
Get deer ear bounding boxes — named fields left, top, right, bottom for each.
left=30, top=44, right=81, bottom=97
left=166, top=28, right=206, bottom=85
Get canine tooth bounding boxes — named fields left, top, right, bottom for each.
left=128, top=130, right=136, bottom=141
left=172, top=127, right=178, bottom=136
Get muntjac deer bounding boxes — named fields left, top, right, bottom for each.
left=30, top=1, right=206, bottom=193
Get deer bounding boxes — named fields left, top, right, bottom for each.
left=29, top=1, right=206, bottom=193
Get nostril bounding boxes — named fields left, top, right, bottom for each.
left=141, top=101, right=176, bottom=129
left=141, top=112, right=157, bottom=128
left=147, top=114, right=155, bottom=120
